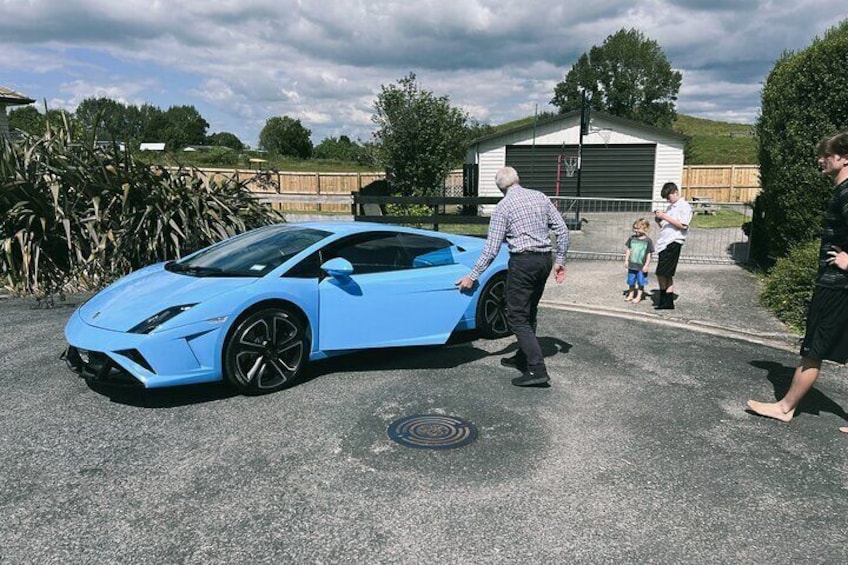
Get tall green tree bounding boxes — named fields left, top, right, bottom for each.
left=161, top=105, right=209, bottom=151
left=551, top=28, right=682, bottom=128
left=753, top=19, right=848, bottom=264
left=259, top=116, right=313, bottom=158
left=372, top=72, right=469, bottom=197
left=207, top=131, right=244, bottom=151
left=75, top=97, right=128, bottom=141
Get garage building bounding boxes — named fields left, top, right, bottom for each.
left=465, top=110, right=687, bottom=203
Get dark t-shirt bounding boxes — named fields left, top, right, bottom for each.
left=625, top=235, right=654, bottom=270
left=816, top=178, right=848, bottom=289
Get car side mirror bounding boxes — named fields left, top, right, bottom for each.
left=320, top=257, right=354, bottom=278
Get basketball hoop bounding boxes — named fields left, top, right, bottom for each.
left=587, top=127, right=612, bottom=147
left=563, top=155, right=578, bottom=178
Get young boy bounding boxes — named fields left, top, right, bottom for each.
left=624, top=218, right=654, bottom=304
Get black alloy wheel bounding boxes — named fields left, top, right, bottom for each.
left=224, top=307, right=308, bottom=393
left=476, top=273, right=510, bottom=339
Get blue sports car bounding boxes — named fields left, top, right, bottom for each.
left=63, top=222, right=510, bottom=394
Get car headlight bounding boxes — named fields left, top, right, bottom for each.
left=129, top=304, right=197, bottom=334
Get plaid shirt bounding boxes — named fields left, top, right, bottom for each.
left=468, top=184, right=569, bottom=280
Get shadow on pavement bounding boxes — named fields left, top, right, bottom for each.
left=307, top=335, right=572, bottom=380
left=749, top=360, right=848, bottom=422
left=86, top=335, right=574, bottom=407
left=88, top=380, right=238, bottom=408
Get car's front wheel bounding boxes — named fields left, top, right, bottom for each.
left=223, top=306, right=308, bottom=394
left=476, top=273, right=510, bottom=339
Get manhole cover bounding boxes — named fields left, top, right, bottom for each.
left=387, top=414, right=478, bottom=450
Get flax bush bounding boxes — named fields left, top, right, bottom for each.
left=1, top=127, right=283, bottom=297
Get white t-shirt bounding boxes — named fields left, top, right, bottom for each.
left=656, top=198, right=693, bottom=253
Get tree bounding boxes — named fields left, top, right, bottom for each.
left=314, top=135, right=363, bottom=161
left=8, top=106, right=44, bottom=135
left=206, top=132, right=244, bottom=151
left=551, top=28, right=682, bottom=128
left=161, top=105, right=209, bottom=151
left=259, top=116, right=313, bottom=158
left=75, top=97, right=128, bottom=141
left=752, top=19, right=848, bottom=264
left=372, top=73, right=469, bottom=197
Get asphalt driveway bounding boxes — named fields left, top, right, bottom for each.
left=1, top=296, right=846, bottom=564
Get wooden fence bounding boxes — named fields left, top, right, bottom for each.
left=681, top=165, right=760, bottom=203
left=186, top=165, right=761, bottom=211
left=185, top=168, right=466, bottom=213
left=182, top=168, right=386, bottom=213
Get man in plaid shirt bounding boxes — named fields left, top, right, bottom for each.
left=456, top=166, right=569, bottom=387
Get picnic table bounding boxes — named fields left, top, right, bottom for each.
left=691, top=196, right=718, bottom=215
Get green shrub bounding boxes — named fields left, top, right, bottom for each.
left=190, top=147, right=239, bottom=167
left=1, top=127, right=284, bottom=298
left=760, top=239, right=819, bottom=332
left=753, top=19, right=848, bottom=264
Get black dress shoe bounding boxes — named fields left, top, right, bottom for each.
left=500, top=354, right=527, bottom=371
left=511, top=370, right=550, bottom=387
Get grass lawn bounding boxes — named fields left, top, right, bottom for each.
left=689, top=208, right=748, bottom=229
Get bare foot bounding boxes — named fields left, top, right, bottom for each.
left=632, top=294, right=643, bottom=304
left=746, top=400, right=794, bottom=422
left=624, top=295, right=633, bottom=302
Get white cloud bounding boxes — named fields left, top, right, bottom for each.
left=0, top=0, right=839, bottom=144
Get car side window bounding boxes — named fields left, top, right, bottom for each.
left=396, top=233, right=457, bottom=268
left=321, top=232, right=408, bottom=275
left=282, top=251, right=321, bottom=278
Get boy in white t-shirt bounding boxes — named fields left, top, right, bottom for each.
left=653, top=182, right=693, bottom=310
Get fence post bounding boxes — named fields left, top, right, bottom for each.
left=729, top=164, right=737, bottom=202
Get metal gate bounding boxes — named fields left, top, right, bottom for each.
left=552, top=197, right=753, bottom=265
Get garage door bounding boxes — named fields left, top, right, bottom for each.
left=505, top=144, right=656, bottom=199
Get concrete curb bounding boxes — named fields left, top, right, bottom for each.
left=540, top=299, right=799, bottom=353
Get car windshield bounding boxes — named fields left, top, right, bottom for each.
left=166, top=225, right=330, bottom=277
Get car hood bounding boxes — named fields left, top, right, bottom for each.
left=79, top=266, right=257, bottom=331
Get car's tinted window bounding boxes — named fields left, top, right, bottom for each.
left=282, top=251, right=321, bottom=279
left=321, top=232, right=407, bottom=275
left=168, top=225, right=330, bottom=277
left=397, top=233, right=456, bottom=268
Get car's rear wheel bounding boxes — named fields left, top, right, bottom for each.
left=223, top=306, right=308, bottom=394
left=476, top=273, right=510, bottom=339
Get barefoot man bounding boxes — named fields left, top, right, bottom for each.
left=747, top=132, right=848, bottom=434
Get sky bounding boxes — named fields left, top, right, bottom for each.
left=0, top=1, right=840, bottom=148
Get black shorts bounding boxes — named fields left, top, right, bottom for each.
left=656, top=242, right=683, bottom=278
left=800, top=286, right=848, bottom=364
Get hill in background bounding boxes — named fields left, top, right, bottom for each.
left=674, top=115, right=757, bottom=165
left=487, top=113, right=758, bottom=165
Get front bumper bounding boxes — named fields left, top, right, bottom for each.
left=63, top=309, right=227, bottom=389
left=62, top=345, right=145, bottom=387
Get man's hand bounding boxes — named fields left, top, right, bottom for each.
left=455, top=275, right=475, bottom=291
left=826, top=245, right=848, bottom=270
left=553, top=264, right=566, bottom=284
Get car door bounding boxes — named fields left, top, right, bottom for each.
left=318, top=231, right=473, bottom=350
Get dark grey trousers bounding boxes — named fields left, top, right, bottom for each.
left=505, top=253, right=553, bottom=370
